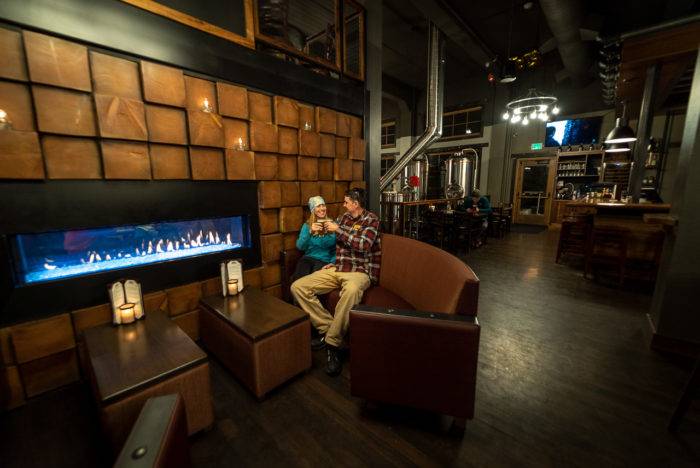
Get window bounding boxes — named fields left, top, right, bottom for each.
left=381, top=154, right=396, bottom=177
left=441, top=107, right=482, bottom=139
left=381, top=121, right=396, bottom=148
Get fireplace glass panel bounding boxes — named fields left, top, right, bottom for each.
left=10, top=216, right=250, bottom=285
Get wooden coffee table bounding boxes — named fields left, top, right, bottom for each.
left=199, top=288, right=311, bottom=399
left=83, top=311, right=214, bottom=451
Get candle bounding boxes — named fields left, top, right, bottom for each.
left=227, top=279, right=239, bottom=296
left=237, top=137, right=245, bottom=150
left=119, top=302, right=136, bottom=324
left=202, top=98, right=211, bottom=112
left=303, top=121, right=312, bottom=131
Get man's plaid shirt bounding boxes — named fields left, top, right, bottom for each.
left=334, top=209, right=381, bottom=283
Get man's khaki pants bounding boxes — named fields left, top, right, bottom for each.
left=290, top=267, right=370, bottom=348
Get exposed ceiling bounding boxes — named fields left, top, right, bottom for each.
left=382, top=0, right=700, bottom=108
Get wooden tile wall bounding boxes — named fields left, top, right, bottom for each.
left=0, top=27, right=365, bottom=411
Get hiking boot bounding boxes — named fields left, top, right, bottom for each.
left=311, top=334, right=327, bottom=351
left=325, top=346, right=342, bottom=377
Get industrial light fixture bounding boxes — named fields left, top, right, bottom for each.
left=502, top=88, right=559, bottom=126
left=604, top=142, right=631, bottom=153
left=605, top=101, right=636, bottom=143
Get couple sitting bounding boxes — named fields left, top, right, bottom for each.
left=290, top=188, right=381, bottom=377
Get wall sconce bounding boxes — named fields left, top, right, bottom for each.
left=303, top=121, right=312, bottom=131
left=0, top=109, right=12, bottom=130
left=201, top=98, right=213, bottom=113
left=236, top=137, right=246, bottom=151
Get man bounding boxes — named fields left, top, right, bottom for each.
left=290, top=187, right=381, bottom=377
left=458, top=189, right=492, bottom=247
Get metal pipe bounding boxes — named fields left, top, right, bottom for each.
left=379, top=22, right=445, bottom=191
left=599, top=13, right=700, bottom=44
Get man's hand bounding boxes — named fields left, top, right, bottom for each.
left=310, top=222, right=324, bottom=234
left=324, top=221, right=339, bottom=232
left=322, top=263, right=335, bottom=270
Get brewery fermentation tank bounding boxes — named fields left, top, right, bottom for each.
left=444, top=157, right=473, bottom=199
left=400, top=156, right=429, bottom=201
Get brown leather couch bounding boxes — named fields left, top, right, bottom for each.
left=281, top=233, right=481, bottom=420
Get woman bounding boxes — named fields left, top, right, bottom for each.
left=291, top=196, right=336, bottom=282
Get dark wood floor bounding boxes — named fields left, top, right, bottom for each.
left=3, top=228, right=699, bottom=467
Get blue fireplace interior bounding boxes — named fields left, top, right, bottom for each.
left=11, top=215, right=251, bottom=285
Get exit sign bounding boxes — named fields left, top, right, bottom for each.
left=531, top=142, right=543, bottom=150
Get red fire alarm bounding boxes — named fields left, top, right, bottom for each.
left=409, top=175, right=420, bottom=187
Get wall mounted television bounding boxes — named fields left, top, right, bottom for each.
left=545, top=116, right=603, bottom=147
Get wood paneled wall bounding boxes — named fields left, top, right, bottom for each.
left=0, top=25, right=366, bottom=410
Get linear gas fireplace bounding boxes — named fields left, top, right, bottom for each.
left=0, top=180, right=261, bottom=325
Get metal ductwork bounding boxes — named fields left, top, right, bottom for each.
left=379, top=23, right=445, bottom=192
left=539, top=0, right=592, bottom=87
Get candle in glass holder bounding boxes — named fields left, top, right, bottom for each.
left=227, top=279, right=239, bottom=296
left=119, top=302, right=136, bottom=324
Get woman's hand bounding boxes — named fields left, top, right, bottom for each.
left=310, top=222, right=324, bottom=234
left=324, top=221, right=339, bottom=232
left=322, top=263, right=335, bottom=270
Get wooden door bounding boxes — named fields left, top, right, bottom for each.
left=513, top=157, right=556, bottom=225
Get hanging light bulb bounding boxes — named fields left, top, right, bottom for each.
left=502, top=111, right=510, bottom=120
left=539, top=112, right=548, bottom=121
left=522, top=117, right=529, bottom=125
left=511, top=114, right=521, bottom=123
left=529, top=110, right=537, bottom=119
left=552, top=106, right=560, bottom=115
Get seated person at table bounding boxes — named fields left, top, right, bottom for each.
left=458, top=189, right=492, bottom=215
left=291, top=196, right=336, bottom=282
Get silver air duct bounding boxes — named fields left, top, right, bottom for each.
left=379, top=22, right=445, bottom=191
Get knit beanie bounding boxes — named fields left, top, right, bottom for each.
left=308, top=196, right=326, bottom=212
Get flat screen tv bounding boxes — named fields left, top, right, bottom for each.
left=545, top=117, right=603, bottom=147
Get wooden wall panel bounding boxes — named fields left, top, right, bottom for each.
left=258, top=181, right=281, bottom=208
left=259, top=209, right=280, bottom=234
left=350, top=116, right=362, bottom=137
left=318, top=158, right=334, bottom=181
left=0, top=81, right=35, bottom=131
left=166, top=283, right=202, bottom=316
left=283, top=232, right=299, bottom=250
left=0, top=366, right=25, bottom=410
left=150, top=144, right=190, bottom=179
left=187, top=110, right=224, bottom=148
left=274, top=96, right=299, bottom=128
left=335, top=137, right=348, bottom=159
left=299, top=104, right=315, bottom=131
left=254, top=152, right=278, bottom=180
left=352, top=161, right=364, bottom=181
left=335, top=182, right=349, bottom=202
left=71, top=303, right=112, bottom=336
left=278, top=127, right=299, bottom=154
left=336, top=113, right=351, bottom=137
left=143, top=291, right=168, bottom=314
left=278, top=155, right=297, bottom=180
left=349, top=180, right=366, bottom=191
left=90, top=51, right=141, bottom=100
left=225, top=149, right=255, bottom=180
left=319, top=133, right=335, bottom=158
left=297, top=157, right=318, bottom=180
left=319, top=181, right=335, bottom=203
left=0, top=27, right=28, bottom=81
left=101, top=141, right=151, bottom=179
left=279, top=206, right=303, bottom=233
left=171, top=310, right=200, bottom=341
left=316, top=107, right=337, bottom=134
left=184, top=76, right=217, bottom=112
left=248, top=91, right=272, bottom=123
left=243, top=268, right=263, bottom=288
left=145, top=105, right=187, bottom=145
left=0, top=327, right=15, bottom=365
left=217, top=82, right=248, bottom=119
left=190, top=147, right=225, bottom=180
left=261, top=234, right=283, bottom=263
left=334, top=159, right=353, bottom=181
left=298, top=130, right=320, bottom=157
left=10, top=314, right=75, bottom=364
left=0, top=130, right=44, bottom=179
left=348, top=137, right=365, bottom=160
left=140, top=61, right=186, bottom=107
left=261, top=262, right=281, bottom=287
left=20, top=349, right=80, bottom=398
left=223, top=118, right=248, bottom=150
left=43, top=136, right=102, bottom=179
left=280, top=181, right=300, bottom=207
left=94, top=95, right=148, bottom=141
left=200, top=277, right=220, bottom=297
left=33, top=86, right=96, bottom=136
left=23, top=31, right=91, bottom=91
left=250, top=121, right=278, bottom=152
left=300, top=182, right=320, bottom=204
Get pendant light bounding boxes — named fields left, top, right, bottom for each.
left=605, top=101, right=636, bottom=144
left=604, top=142, right=631, bottom=153
left=500, top=0, right=517, bottom=84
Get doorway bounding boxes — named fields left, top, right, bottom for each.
left=513, top=157, right=556, bottom=225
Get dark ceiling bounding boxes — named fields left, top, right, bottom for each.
left=382, top=0, right=700, bottom=94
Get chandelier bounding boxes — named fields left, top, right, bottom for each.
left=502, top=88, right=560, bottom=125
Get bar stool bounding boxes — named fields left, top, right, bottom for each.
left=556, top=215, right=592, bottom=264
left=584, top=225, right=630, bottom=286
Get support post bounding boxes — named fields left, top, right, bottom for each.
left=364, top=0, right=382, bottom=213
left=630, top=64, right=658, bottom=202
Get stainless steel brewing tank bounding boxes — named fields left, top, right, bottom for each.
left=400, top=157, right=429, bottom=201
left=444, top=157, right=473, bottom=199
